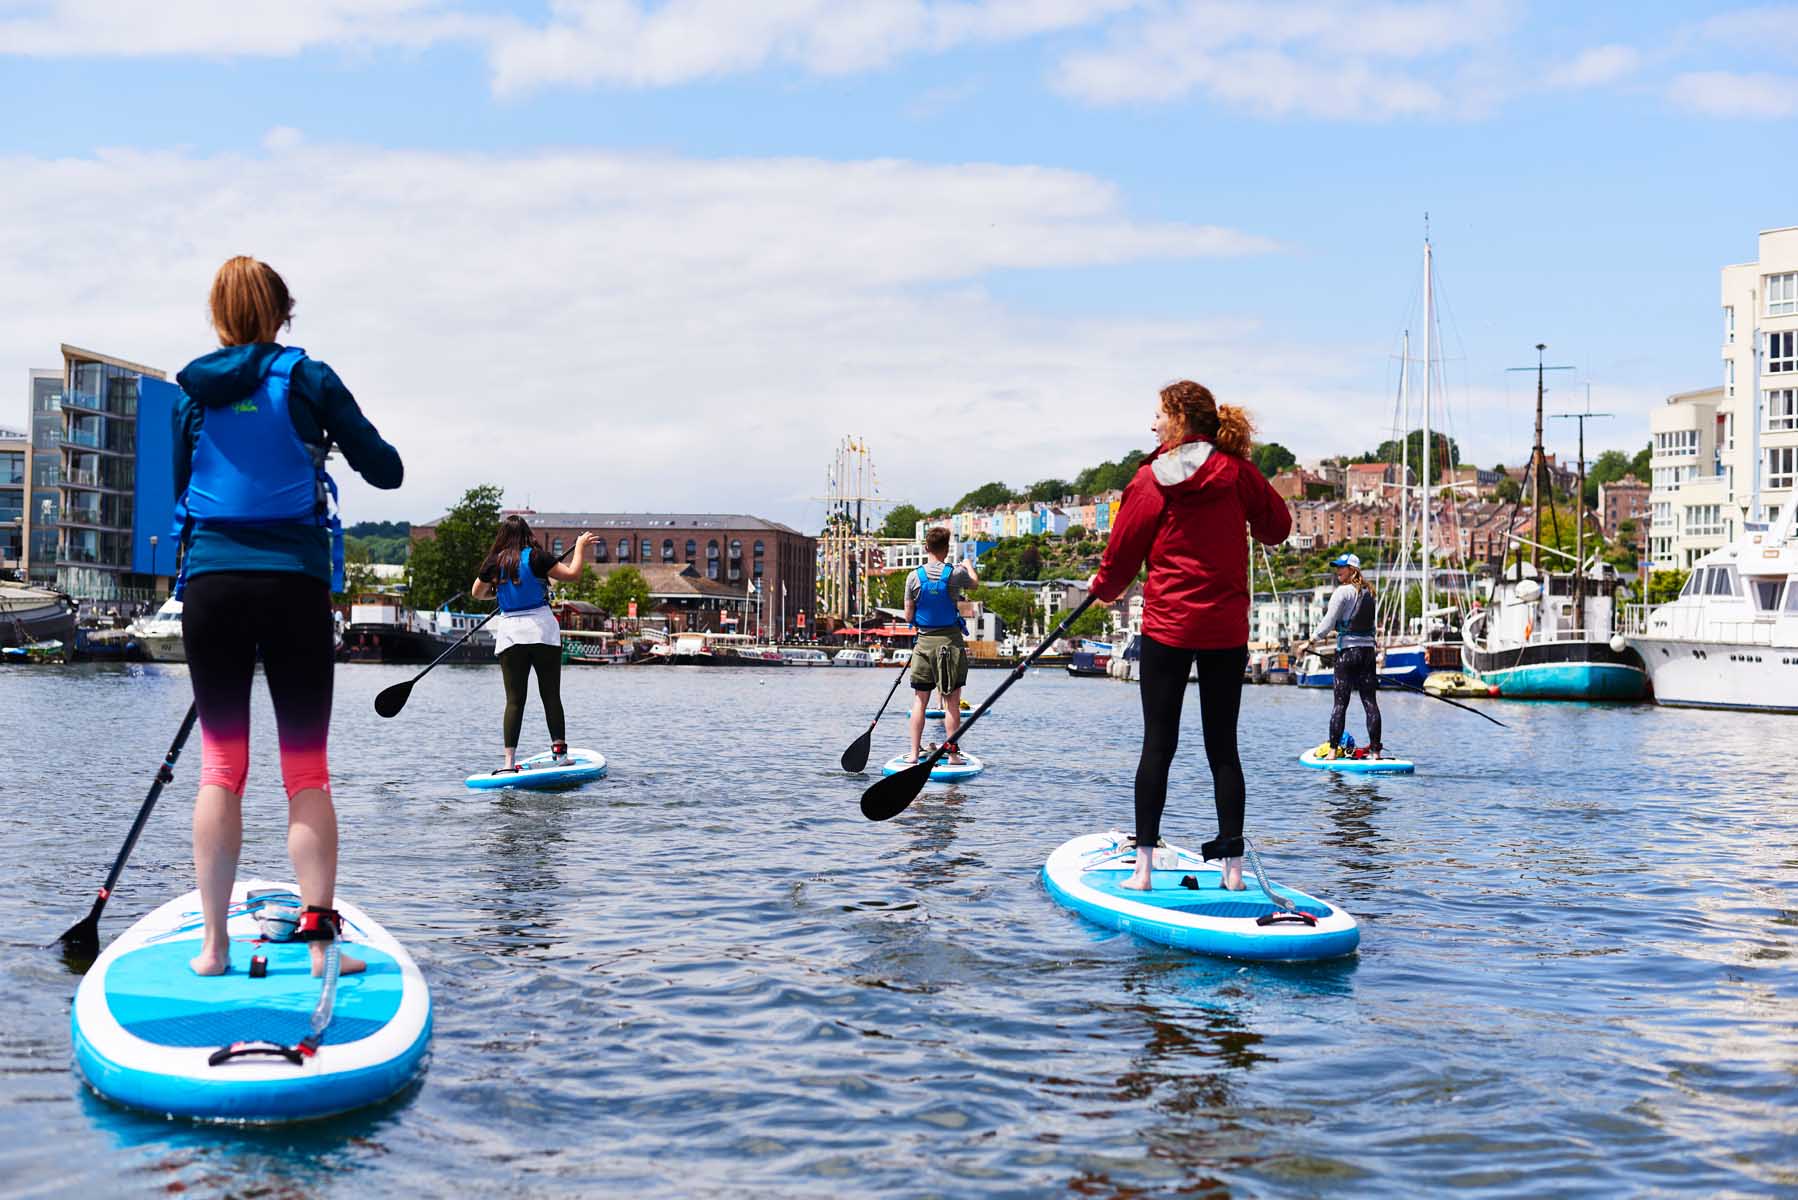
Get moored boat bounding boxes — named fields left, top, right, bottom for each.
left=1, top=582, right=76, bottom=654
left=832, top=648, right=879, bottom=667
left=338, top=594, right=492, bottom=665
left=1462, top=566, right=1647, bottom=700
left=129, top=598, right=186, bottom=663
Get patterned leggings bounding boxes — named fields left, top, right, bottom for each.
left=1330, top=644, right=1382, bottom=750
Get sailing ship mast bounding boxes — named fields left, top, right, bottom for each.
left=1421, top=237, right=1434, bottom=640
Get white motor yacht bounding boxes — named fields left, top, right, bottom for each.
left=129, top=597, right=187, bottom=663
left=1625, top=507, right=1798, bottom=711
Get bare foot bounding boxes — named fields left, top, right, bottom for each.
left=313, top=945, right=366, bottom=976
left=947, top=752, right=966, bottom=765
left=1220, top=856, right=1246, bottom=892
left=1118, top=860, right=1155, bottom=891
left=189, top=945, right=230, bottom=976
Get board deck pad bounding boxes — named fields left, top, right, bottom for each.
left=72, top=880, right=432, bottom=1123
left=1298, top=749, right=1415, bottom=774
left=1042, top=832, right=1359, bottom=962
left=881, top=751, right=985, bottom=781
left=466, top=747, right=607, bottom=790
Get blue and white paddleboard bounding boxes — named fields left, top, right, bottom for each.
left=923, top=705, right=971, bottom=720
left=1042, top=832, right=1359, bottom=962
left=71, top=881, right=432, bottom=1122
left=881, top=751, right=985, bottom=781
left=466, top=748, right=607, bottom=791
left=1298, top=748, right=1415, bottom=774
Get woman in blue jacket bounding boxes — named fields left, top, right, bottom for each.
left=174, top=256, right=402, bottom=977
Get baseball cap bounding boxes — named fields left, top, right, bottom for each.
left=1329, top=552, right=1361, bottom=569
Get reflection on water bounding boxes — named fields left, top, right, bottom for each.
left=2, top=665, right=1796, bottom=1195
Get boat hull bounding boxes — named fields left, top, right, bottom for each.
left=1629, top=637, right=1798, bottom=712
left=1, top=595, right=77, bottom=650
left=1463, top=638, right=1648, bottom=700
left=338, top=626, right=491, bottom=665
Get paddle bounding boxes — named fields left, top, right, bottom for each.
left=55, top=702, right=199, bottom=957
left=841, top=660, right=911, bottom=773
left=863, top=594, right=1097, bottom=822
left=374, top=539, right=582, bottom=718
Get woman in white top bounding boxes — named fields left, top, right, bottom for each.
left=470, top=516, right=596, bottom=771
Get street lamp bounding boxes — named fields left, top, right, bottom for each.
left=149, top=534, right=159, bottom=595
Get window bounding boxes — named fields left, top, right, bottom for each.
left=707, top=539, right=719, bottom=580
left=1652, top=465, right=1695, bottom=491
left=1725, top=305, right=1735, bottom=344
left=1685, top=504, right=1725, bottom=537
left=552, top=537, right=564, bottom=555
left=1751, top=579, right=1784, bottom=611
left=1769, top=272, right=1798, bottom=317
left=662, top=538, right=675, bottom=562
left=1768, top=446, right=1798, bottom=490
left=1705, top=566, right=1739, bottom=596
left=1788, top=579, right=1798, bottom=615
left=1653, top=430, right=1698, bottom=457
left=1727, top=358, right=1736, bottom=399
left=641, top=539, right=652, bottom=561
left=684, top=538, right=696, bottom=562
left=1770, top=390, right=1798, bottom=432
left=594, top=539, right=608, bottom=562
left=618, top=538, right=631, bottom=560
left=1769, top=330, right=1797, bottom=375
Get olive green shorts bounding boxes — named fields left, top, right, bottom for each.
left=910, top=629, right=969, bottom=694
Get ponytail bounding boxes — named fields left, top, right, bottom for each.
left=1159, top=380, right=1255, bottom=459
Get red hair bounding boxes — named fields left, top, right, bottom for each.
left=1160, top=380, right=1253, bottom=458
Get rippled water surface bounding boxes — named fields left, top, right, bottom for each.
left=3, top=662, right=1796, bottom=1197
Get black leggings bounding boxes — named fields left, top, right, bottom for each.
left=1330, top=645, right=1382, bottom=750
left=1135, top=634, right=1248, bottom=856
left=499, top=643, right=565, bottom=749
left=182, top=571, right=334, bottom=797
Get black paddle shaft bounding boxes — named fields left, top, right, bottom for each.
left=841, top=661, right=910, bottom=772
left=862, top=593, right=1097, bottom=821
left=56, top=702, right=199, bottom=948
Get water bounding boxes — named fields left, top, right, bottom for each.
left=3, top=663, right=1796, bottom=1197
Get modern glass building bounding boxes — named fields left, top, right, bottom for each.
left=30, top=345, right=179, bottom=600
left=1, top=420, right=27, bottom=576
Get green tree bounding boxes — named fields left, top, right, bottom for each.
left=595, top=566, right=652, bottom=618
left=1630, top=442, right=1652, bottom=479
left=1373, top=429, right=1461, bottom=483
left=882, top=503, right=926, bottom=540
left=334, top=542, right=381, bottom=602
left=1251, top=442, right=1297, bottom=478
left=1583, top=449, right=1635, bottom=507
left=1494, top=476, right=1522, bottom=503
left=1647, top=569, right=1688, bottom=605
left=1065, top=524, right=1087, bottom=542
left=953, top=482, right=1015, bottom=511
left=1027, top=478, right=1069, bottom=503
left=973, top=585, right=1035, bottom=637
left=1068, top=602, right=1112, bottom=640
left=1072, top=450, right=1147, bottom=496
left=405, top=484, right=503, bottom=610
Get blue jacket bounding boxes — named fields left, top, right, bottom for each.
left=174, top=344, right=402, bottom=583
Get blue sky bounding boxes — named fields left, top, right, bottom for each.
left=3, top=1, right=1793, bottom=528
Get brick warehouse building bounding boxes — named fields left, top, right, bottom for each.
left=411, top=511, right=818, bottom=636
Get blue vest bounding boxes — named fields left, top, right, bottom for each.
left=913, top=562, right=962, bottom=630
left=497, top=546, right=550, bottom=613
left=173, top=347, right=342, bottom=594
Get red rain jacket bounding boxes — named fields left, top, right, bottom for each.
left=1090, top=439, right=1292, bottom=650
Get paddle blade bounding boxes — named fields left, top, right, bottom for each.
left=840, top=727, right=873, bottom=773
left=860, top=760, right=932, bottom=821
left=54, top=908, right=101, bottom=960
left=373, top=680, right=412, bottom=719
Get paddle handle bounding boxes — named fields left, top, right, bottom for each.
left=920, top=594, right=1097, bottom=770
left=97, top=702, right=199, bottom=903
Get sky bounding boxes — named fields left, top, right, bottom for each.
left=3, top=0, right=1794, bottom=532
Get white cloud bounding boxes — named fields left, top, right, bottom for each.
left=1545, top=44, right=1639, bottom=90
left=1052, top=0, right=1514, bottom=119
left=1667, top=70, right=1798, bottom=119
left=485, top=0, right=1137, bottom=94
left=0, top=0, right=482, bottom=56
left=0, top=139, right=1310, bottom=525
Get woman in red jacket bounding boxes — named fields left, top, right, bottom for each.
left=1089, top=381, right=1292, bottom=892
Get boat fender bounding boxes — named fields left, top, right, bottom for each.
left=1609, top=634, right=1627, bottom=653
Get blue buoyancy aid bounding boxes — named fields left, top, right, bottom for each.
left=497, top=546, right=550, bottom=612
left=173, top=347, right=342, bottom=595
left=1335, top=588, right=1377, bottom=646
left=913, top=562, right=963, bottom=630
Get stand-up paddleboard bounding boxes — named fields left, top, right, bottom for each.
left=1042, top=832, right=1359, bottom=962
left=72, top=881, right=431, bottom=1122
left=923, top=703, right=973, bottom=720
left=466, top=748, right=606, bottom=791
left=1298, top=748, right=1415, bottom=774
left=881, top=751, right=985, bottom=782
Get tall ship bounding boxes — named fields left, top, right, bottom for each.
left=1624, top=507, right=1798, bottom=710
left=1460, top=345, right=1647, bottom=701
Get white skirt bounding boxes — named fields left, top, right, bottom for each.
left=491, top=606, right=561, bottom=655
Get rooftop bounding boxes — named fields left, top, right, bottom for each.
left=416, top=510, right=806, bottom=536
